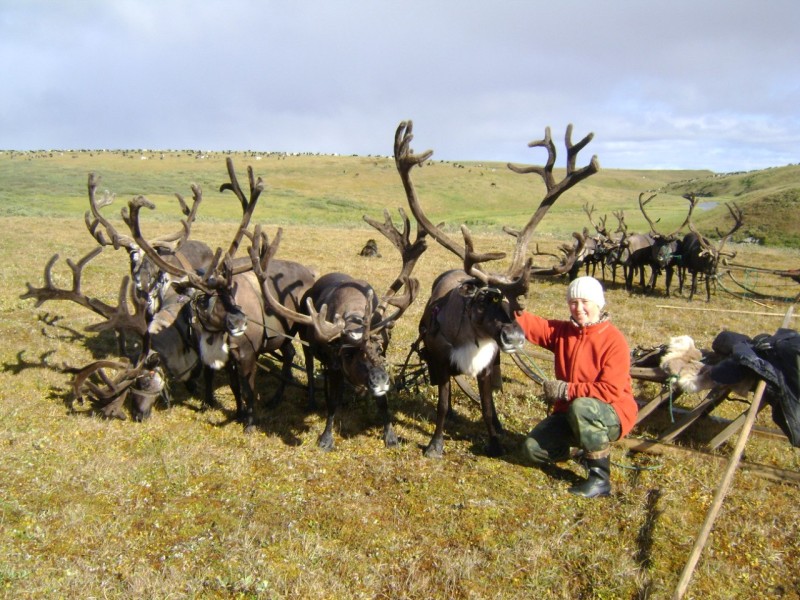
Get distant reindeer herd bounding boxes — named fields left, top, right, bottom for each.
left=20, top=120, right=745, bottom=453
left=569, top=193, right=744, bottom=301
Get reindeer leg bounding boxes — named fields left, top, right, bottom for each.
left=665, top=266, right=673, bottom=297
left=265, top=341, right=294, bottom=408
left=478, top=370, right=504, bottom=457
left=317, top=368, right=341, bottom=451
left=375, top=393, right=398, bottom=447
left=226, top=360, right=246, bottom=423
left=240, top=359, right=259, bottom=434
left=424, top=380, right=451, bottom=458
left=201, top=365, right=218, bottom=411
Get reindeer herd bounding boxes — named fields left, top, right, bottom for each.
left=20, top=120, right=743, bottom=455
left=569, top=192, right=744, bottom=301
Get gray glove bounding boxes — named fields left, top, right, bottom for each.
left=542, top=379, right=568, bottom=404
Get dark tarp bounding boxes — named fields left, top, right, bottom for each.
left=709, top=328, right=800, bottom=447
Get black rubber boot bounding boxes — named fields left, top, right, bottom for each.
left=568, top=455, right=611, bottom=498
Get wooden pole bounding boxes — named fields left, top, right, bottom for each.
left=672, top=379, right=767, bottom=599
left=655, top=304, right=799, bottom=319
left=672, top=304, right=795, bottom=600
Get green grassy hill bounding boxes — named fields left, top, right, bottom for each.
left=663, top=164, right=800, bottom=246
left=1, top=149, right=797, bottom=247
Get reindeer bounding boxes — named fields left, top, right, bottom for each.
left=127, top=158, right=317, bottom=431
left=395, top=120, right=599, bottom=458
left=570, top=203, right=613, bottom=281
left=251, top=209, right=425, bottom=450
left=608, top=208, right=655, bottom=293
left=85, top=173, right=215, bottom=323
left=21, top=198, right=208, bottom=420
left=638, top=192, right=697, bottom=296
left=681, top=200, right=744, bottom=301
left=66, top=352, right=166, bottom=421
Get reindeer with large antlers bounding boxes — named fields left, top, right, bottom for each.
left=128, top=158, right=317, bottom=431
left=251, top=208, right=426, bottom=450
left=607, top=201, right=656, bottom=293
left=85, top=172, right=215, bottom=320
left=680, top=199, right=744, bottom=301
left=65, top=351, right=166, bottom=421
left=638, top=192, right=697, bottom=296
left=397, top=120, right=599, bottom=458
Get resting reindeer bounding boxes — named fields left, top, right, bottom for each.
left=127, top=158, right=316, bottom=431
left=251, top=209, right=425, bottom=450
left=395, top=120, right=598, bottom=458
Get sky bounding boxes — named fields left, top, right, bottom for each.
left=2, top=0, right=799, bottom=172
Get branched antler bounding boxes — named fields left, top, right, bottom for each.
left=20, top=249, right=148, bottom=337
left=506, top=124, right=600, bottom=277
left=362, top=207, right=428, bottom=295
left=219, top=156, right=264, bottom=261
left=249, top=226, right=346, bottom=343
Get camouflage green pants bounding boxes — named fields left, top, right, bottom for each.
left=519, top=397, right=622, bottom=465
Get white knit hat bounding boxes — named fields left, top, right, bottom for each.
left=566, top=276, right=605, bottom=309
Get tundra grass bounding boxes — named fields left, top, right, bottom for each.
left=2, top=151, right=800, bottom=598
left=2, top=202, right=799, bottom=599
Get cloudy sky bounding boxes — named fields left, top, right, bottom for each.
left=2, top=0, right=798, bottom=171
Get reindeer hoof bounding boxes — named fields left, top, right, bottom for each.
left=423, top=439, right=444, bottom=459
left=317, top=434, right=335, bottom=451
left=486, top=437, right=505, bottom=457
left=384, top=428, right=399, bottom=448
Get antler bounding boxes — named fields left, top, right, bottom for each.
left=687, top=200, right=744, bottom=259
left=506, top=123, right=600, bottom=276
left=637, top=192, right=660, bottom=234
left=123, top=195, right=223, bottom=294
left=20, top=248, right=148, bottom=337
left=612, top=210, right=627, bottom=235
left=362, top=207, right=425, bottom=329
left=85, top=174, right=139, bottom=252
left=583, top=202, right=609, bottom=237
left=85, top=172, right=203, bottom=254
left=65, top=352, right=159, bottom=418
left=67, top=358, right=135, bottom=406
left=639, top=192, right=697, bottom=239
left=362, top=207, right=427, bottom=296
left=532, top=231, right=587, bottom=276
left=219, top=156, right=263, bottom=261
left=393, top=120, right=523, bottom=300
left=149, top=183, right=205, bottom=252
left=249, top=226, right=346, bottom=343
left=714, top=202, right=744, bottom=258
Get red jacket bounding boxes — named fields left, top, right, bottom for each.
left=515, top=311, right=638, bottom=438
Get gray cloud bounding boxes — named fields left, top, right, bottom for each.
left=2, top=0, right=798, bottom=171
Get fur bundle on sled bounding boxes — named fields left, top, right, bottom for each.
left=659, top=335, right=755, bottom=397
